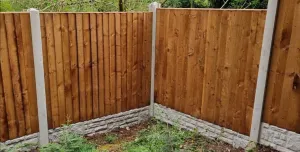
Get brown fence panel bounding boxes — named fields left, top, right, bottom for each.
left=0, top=12, right=152, bottom=141
left=155, top=9, right=266, bottom=135
left=263, top=0, right=300, bottom=133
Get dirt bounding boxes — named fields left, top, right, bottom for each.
left=87, top=121, right=277, bottom=152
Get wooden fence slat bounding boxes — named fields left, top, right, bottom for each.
left=20, top=13, right=39, bottom=133
left=277, top=2, right=300, bottom=131
left=44, top=13, right=59, bottom=128
left=115, top=13, right=122, bottom=113
left=53, top=14, right=66, bottom=125
left=184, top=10, right=198, bottom=115
left=131, top=13, right=138, bottom=109
left=4, top=13, right=26, bottom=137
left=103, top=13, right=111, bottom=115
left=194, top=11, right=208, bottom=119
left=136, top=13, right=143, bottom=107
left=39, top=14, right=52, bottom=129
left=217, top=11, right=229, bottom=126
left=13, top=13, right=32, bottom=134
left=97, top=14, right=105, bottom=117
left=68, top=13, right=80, bottom=123
left=83, top=13, right=93, bottom=120
left=61, top=13, right=73, bottom=121
left=76, top=13, right=87, bottom=121
left=126, top=13, right=133, bottom=110
left=145, top=13, right=152, bottom=107
left=0, top=14, right=18, bottom=139
left=0, top=58, right=9, bottom=141
left=90, top=13, right=99, bottom=118
left=120, top=13, right=127, bottom=112
left=109, top=13, right=116, bottom=114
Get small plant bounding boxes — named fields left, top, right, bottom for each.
left=104, top=133, right=118, bottom=144
left=40, top=124, right=97, bottom=152
left=123, top=120, right=194, bottom=152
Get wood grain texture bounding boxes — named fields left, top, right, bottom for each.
left=76, top=13, right=87, bottom=121
left=0, top=12, right=153, bottom=141
left=4, top=13, right=26, bottom=137
left=97, top=14, right=105, bottom=117
left=263, top=0, right=300, bottom=133
left=0, top=14, right=18, bottom=139
left=90, top=13, right=99, bottom=118
left=155, top=9, right=266, bottom=135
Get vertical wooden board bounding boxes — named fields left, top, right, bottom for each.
left=142, top=13, right=148, bottom=107
left=174, top=10, right=189, bottom=112
left=109, top=13, right=116, bottom=114
left=97, top=14, right=105, bottom=116
left=61, top=13, right=73, bottom=121
left=215, top=11, right=229, bottom=125
left=285, top=4, right=300, bottom=132
left=20, top=13, right=38, bottom=133
left=163, top=10, right=176, bottom=109
left=232, top=12, right=252, bottom=135
left=44, top=13, right=59, bottom=128
left=76, top=13, right=87, bottom=121
left=222, top=11, right=239, bottom=130
left=39, top=14, right=52, bottom=129
left=154, top=10, right=161, bottom=105
left=0, top=14, right=18, bottom=139
left=155, top=10, right=166, bottom=106
left=264, top=1, right=295, bottom=127
left=4, top=13, right=26, bottom=136
left=160, top=10, right=170, bottom=108
left=120, top=13, right=127, bottom=112
left=68, top=13, right=80, bottom=123
left=13, top=13, right=32, bottom=134
left=145, top=13, right=152, bottom=107
left=103, top=13, right=111, bottom=115
left=83, top=13, right=93, bottom=120
left=0, top=67, right=8, bottom=141
left=136, top=13, right=144, bottom=107
left=126, top=13, right=133, bottom=110
left=115, top=13, right=122, bottom=112
left=243, top=11, right=261, bottom=134
left=184, top=10, right=198, bottom=115
left=277, top=3, right=300, bottom=131
left=53, top=14, right=66, bottom=125
left=131, top=13, right=138, bottom=109
left=194, top=11, right=209, bottom=119
left=90, top=13, right=99, bottom=118
left=201, top=10, right=221, bottom=123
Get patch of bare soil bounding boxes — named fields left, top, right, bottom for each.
left=87, top=121, right=277, bottom=152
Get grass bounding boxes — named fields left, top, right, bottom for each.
left=39, top=125, right=98, bottom=152
left=104, top=133, right=118, bottom=144
left=122, top=120, right=212, bottom=152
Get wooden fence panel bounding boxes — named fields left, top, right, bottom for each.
left=263, top=0, right=300, bottom=133
left=155, top=9, right=266, bottom=135
left=0, top=12, right=152, bottom=141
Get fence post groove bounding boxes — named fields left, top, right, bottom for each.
left=249, top=0, right=279, bottom=143
left=149, top=2, right=160, bottom=117
left=28, top=8, right=49, bottom=146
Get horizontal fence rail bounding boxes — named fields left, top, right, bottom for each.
left=0, top=12, right=152, bottom=141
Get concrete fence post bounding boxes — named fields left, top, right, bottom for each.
left=28, top=8, right=49, bottom=146
left=149, top=2, right=160, bottom=117
left=249, top=0, right=279, bottom=143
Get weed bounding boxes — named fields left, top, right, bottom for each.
left=40, top=124, right=97, bottom=152
left=123, top=120, right=194, bottom=152
left=104, top=133, right=118, bottom=144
